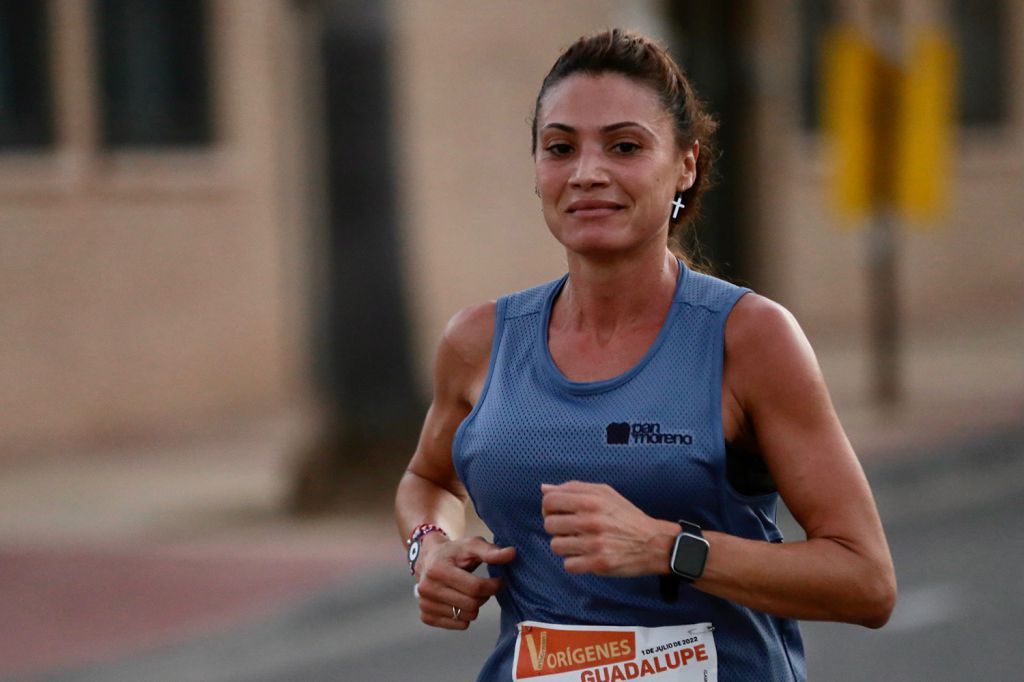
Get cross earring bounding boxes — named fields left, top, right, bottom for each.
left=670, top=192, right=686, bottom=220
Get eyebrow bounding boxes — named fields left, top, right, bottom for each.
left=541, top=121, right=656, bottom=136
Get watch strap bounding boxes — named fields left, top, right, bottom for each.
left=658, top=574, right=681, bottom=603
left=660, top=520, right=704, bottom=602
left=677, top=520, right=703, bottom=538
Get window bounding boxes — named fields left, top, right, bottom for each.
left=951, top=0, right=1007, bottom=127
left=799, top=0, right=1009, bottom=131
left=798, top=0, right=835, bottom=132
left=95, top=0, right=212, bottom=148
left=0, top=0, right=54, bottom=149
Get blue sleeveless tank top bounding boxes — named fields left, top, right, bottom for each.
left=453, top=262, right=805, bottom=681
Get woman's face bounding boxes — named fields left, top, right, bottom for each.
left=534, top=72, right=696, bottom=259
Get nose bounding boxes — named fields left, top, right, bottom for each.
left=569, top=147, right=609, bottom=191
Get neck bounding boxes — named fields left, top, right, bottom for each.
left=557, top=244, right=680, bottom=338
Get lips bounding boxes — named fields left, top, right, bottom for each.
left=566, top=199, right=624, bottom=217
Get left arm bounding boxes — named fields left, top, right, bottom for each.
left=542, top=295, right=897, bottom=628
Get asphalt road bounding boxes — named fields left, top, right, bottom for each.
left=29, top=429, right=1024, bottom=681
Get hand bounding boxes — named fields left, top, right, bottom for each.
left=414, top=535, right=516, bottom=630
left=541, top=481, right=678, bottom=577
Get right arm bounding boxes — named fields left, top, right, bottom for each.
left=395, top=301, right=516, bottom=630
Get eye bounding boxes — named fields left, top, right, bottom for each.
left=612, top=141, right=641, bottom=154
left=545, top=143, right=573, bottom=156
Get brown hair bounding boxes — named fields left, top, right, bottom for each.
left=530, top=29, right=718, bottom=260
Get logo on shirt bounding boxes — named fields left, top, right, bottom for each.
left=606, top=422, right=693, bottom=446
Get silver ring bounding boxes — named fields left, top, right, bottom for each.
left=452, top=606, right=461, bottom=620
left=413, top=583, right=420, bottom=599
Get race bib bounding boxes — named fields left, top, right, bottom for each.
left=512, top=621, right=716, bottom=681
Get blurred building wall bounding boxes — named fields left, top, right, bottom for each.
left=1, top=0, right=1021, bottom=454
left=0, top=0, right=313, bottom=451
left=392, top=0, right=673, bottom=395
left=395, top=0, right=1024, bottom=390
left=753, top=1, right=1024, bottom=336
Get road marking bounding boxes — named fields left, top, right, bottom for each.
left=885, top=582, right=962, bottom=633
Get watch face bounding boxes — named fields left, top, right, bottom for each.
left=671, top=533, right=709, bottom=579
left=407, top=539, right=420, bottom=564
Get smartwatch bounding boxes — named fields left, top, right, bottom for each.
left=669, top=520, right=709, bottom=582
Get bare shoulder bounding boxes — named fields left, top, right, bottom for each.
left=724, top=293, right=825, bottom=411
left=432, top=301, right=498, bottom=409
left=439, top=300, right=497, bottom=370
left=407, top=301, right=497, bottom=490
left=726, top=294, right=807, bottom=356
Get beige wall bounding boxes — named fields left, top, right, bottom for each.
left=0, top=0, right=312, bottom=451
left=392, top=0, right=670, bottom=392
left=3, top=0, right=1021, bottom=453
left=751, top=0, right=1024, bottom=340
left=394, top=0, right=1024, bottom=392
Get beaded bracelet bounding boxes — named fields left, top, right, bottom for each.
left=406, top=523, right=448, bottom=575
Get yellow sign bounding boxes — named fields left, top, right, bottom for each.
left=822, top=27, right=877, bottom=220
left=896, top=28, right=957, bottom=220
left=822, top=24, right=957, bottom=224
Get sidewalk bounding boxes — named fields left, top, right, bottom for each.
left=0, top=416, right=404, bottom=681
left=816, top=311, right=1024, bottom=461
left=1, top=313, right=1021, bottom=680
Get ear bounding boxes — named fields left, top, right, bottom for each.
left=677, top=141, right=699, bottom=192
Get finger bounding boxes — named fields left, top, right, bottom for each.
left=480, top=544, right=516, bottom=565
left=542, top=480, right=599, bottom=494
left=417, top=579, right=489, bottom=613
left=420, top=598, right=480, bottom=623
left=421, top=560, right=504, bottom=603
left=541, top=490, right=596, bottom=516
left=543, top=512, right=588, bottom=536
left=550, top=532, right=601, bottom=558
left=562, top=555, right=605, bottom=575
left=549, top=536, right=584, bottom=558
left=419, top=604, right=471, bottom=630
left=460, top=537, right=517, bottom=566
left=435, top=564, right=505, bottom=601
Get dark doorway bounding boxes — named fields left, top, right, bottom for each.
left=667, top=1, right=755, bottom=285
left=314, top=1, right=420, bottom=427
left=290, top=2, right=421, bottom=513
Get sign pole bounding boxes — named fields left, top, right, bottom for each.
left=868, top=24, right=903, bottom=407
left=867, top=211, right=900, bottom=404
left=822, top=5, right=954, bottom=406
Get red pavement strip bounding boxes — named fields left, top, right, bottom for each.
left=0, top=544, right=394, bottom=679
